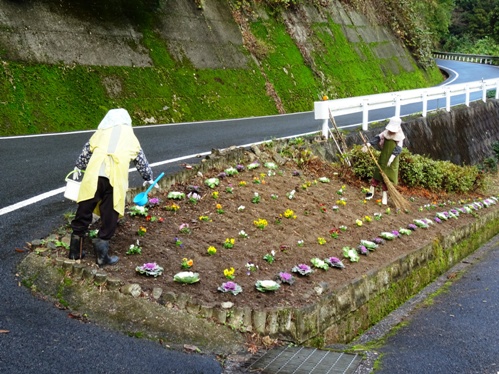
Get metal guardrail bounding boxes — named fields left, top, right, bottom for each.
left=433, top=51, right=499, bottom=65
left=314, top=78, right=499, bottom=136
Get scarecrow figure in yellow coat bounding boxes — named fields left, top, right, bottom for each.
left=69, top=109, right=155, bottom=266
left=363, top=116, right=405, bottom=205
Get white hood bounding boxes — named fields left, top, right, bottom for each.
left=97, top=108, right=132, bottom=130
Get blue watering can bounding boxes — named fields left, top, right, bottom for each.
left=133, top=172, right=165, bottom=206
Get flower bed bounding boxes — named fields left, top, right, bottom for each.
left=36, top=145, right=499, bottom=313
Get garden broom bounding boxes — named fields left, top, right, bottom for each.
left=359, top=132, right=411, bottom=211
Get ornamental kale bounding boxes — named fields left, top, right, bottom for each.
left=325, top=257, right=345, bottom=269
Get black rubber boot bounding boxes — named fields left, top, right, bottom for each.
left=68, top=234, right=85, bottom=260
left=93, top=238, right=119, bottom=267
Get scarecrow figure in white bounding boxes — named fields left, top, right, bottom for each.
left=69, top=108, right=156, bottom=266
left=363, top=116, right=405, bottom=205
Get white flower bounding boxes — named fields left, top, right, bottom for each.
left=264, top=162, right=278, bottom=170
left=255, top=280, right=280, bottom=292
left=173, top=271, right=200, bottom=284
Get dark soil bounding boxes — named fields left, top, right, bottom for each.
left=49, top=148, right=497, bottom=311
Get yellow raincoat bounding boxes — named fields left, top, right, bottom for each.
left=77, top=109, right=141, bottom=216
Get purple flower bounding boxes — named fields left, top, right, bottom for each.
left=148, top=197, right=160, bottom=205
left=326, top=257, right=345, bottom=269
left=373, top=237, right=385, bottom=245
left=292, top=170, right=300, bottom=176
left=218, top=281, right=242, bottom=295
left=292, top=263, right=312, bottom=275
left=143, top=262, right=158, bottom=271
left=279, top=272, right=291, bottom=281
left=407, top=223, right=417, bottom=231
left=358, top=245, right=368, bottom=255
left=278, top=272, right=295, bottom=284
left=223, top=281, right=237, bottom=291
left=392, top=230, right=400, bottom=237
left=434, top=217, right=442, bottom=223
left=236, top=164, right=245, bottom=172
left=217, top=172, right=227, bottom=179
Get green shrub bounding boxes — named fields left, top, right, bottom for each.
left=492, top=141, right=499, bottom=160
left=347, top=146, right=485, bottom=194
left=348, top=145, right=377, bottom=179
left=421, top=157, right=445, bottom=191
left=399, top=150, right=425, bottom=188
left=479, top=157, right=498, bottom=174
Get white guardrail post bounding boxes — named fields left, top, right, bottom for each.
left=314, top=77, right=499, bottom=137
left=362, top=101, right=368, bottom=130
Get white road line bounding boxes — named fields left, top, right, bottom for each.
left=0, top=187, right=66, bottom=216
left=437, top=63, right=459, bottom=86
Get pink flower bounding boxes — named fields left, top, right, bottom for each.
left=143, top=262, right=158, bottom=271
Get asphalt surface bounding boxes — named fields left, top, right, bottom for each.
left=376, top=234, right=499, bottom=374
left=352, top=234, right=499, bottom=374
left=1, top=59, right=499, bottom=373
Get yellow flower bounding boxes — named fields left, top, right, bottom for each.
left=283, top=209, right=295, bottom=218
left=239, top=181, right=247, bottom=187
left=317, top=237, right=327, bottom=245
left=356, top=219, right=363, bottom=227
left=364, top=215, right=372, bottom=222
left=207, top=246, right=217, bottom=255
left=212, top=191, right=219, bottom=199
left=224, top=267, right=235, bottom=279
left=165, top=203, right=180, bottom=211
left=336, top=198, right=347, bottom=206
left=253, top=218, right=268, bottom=230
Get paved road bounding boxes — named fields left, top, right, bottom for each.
left=1, top=59, right=499, bottom=373
left=372, top=234, right=499, bottom=374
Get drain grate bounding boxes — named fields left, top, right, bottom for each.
left=245, top=346, right=362, bottom=374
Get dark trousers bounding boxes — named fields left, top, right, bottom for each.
left=71, top=177, right=119, bottom=240
left=370, top=178, right=388, bottom=192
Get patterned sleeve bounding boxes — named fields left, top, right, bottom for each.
left=133, top=149, right=153, bottom=181
left=75, top=142, right=92, bottom=170
left=369, top=135, right=381, bottom=148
